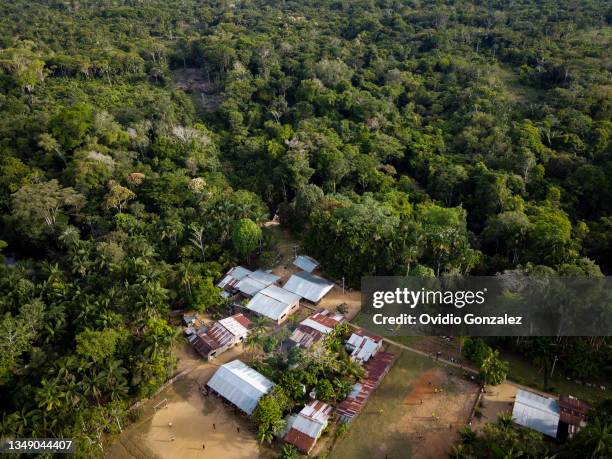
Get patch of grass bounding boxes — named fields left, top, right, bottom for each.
left=501, top=351, right=607, bottom=404
left=329, top=350, right=435, bottom=459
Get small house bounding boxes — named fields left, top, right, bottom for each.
left=288, top=309, right=345, bottom=349
left=285, top=400, right=333, bottom=454
left=246, top=285, right=300, bottom=324
left=283, top=271, right=334, bottom=304
left=218, top=266, right=280, bottom=298
left=292, top=255, right=320, bottom=273
left=558, top=395, right=590, bottom=439
left=345, top=329, right=383, bottom=364
left=189, top=313, right=251, bottom=360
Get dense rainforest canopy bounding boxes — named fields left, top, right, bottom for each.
left=0, top=0, right=610, bottom=454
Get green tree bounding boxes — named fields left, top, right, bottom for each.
left=50, top=103, right=94, bottom=150
left=479, top=350, right=509, bottom=386
left=279, top=443, right=300, bottom=459
left=104, top=181, right=136, bottom=214
left=76, top=328, right=121, bottom=364
left=231, top=218, right=261, bottom=259
left=252, top=387, right=287, bottom=445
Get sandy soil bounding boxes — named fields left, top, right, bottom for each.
left=141, top=382, right=259, bottom=459
left=318, top=285, right=362, bottom=321
left=471, top=383, right=517, bottom=431
left=105, top=344, right=265, bottom=459
left=398, top=368, right=479, bottom=459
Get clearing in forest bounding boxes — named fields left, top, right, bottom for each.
left=329, top=350, right=479, bottom=459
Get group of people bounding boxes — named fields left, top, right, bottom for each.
left=165, top=420, right=241, bottom=448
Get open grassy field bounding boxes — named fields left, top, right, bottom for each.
left=500, top=351, right=608, bottom=404
left=329, top=349, right=479, bottom=459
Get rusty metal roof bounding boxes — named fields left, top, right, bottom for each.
left=285, top=401, right=332, bottom=453
left=336, top=351, right=395, bottom=422
left=289, top=309, right=345, bottom=348
left=217, top=266, right=252, bottom=289
left=559, top=395, right=590, bottom=426
left=190, top=314, right=251, bottom=357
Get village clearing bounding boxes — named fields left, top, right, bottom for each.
left=329, top=350, right=479, bottom=459
left=105, top=344, right=275, bottom=459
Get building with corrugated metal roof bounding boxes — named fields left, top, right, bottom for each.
left=558, top=395, right=590, bottom=439
left=283, top=271, right=334, bottom=304
left=345, top=329, right=383, bottom=364
left=288, top=309, right=345, bottom=349
left=293, top=255, right=319, bottom=273
left=246, top=284, right=300, bottom=324
left=207, top=360, right=274, bottom=415
left=218, top=267, right=280, bottom=297
left=217, top=266, right=252, bottom=290
left=189, top=314, right=251, bottom=360
left=336, top=351, right=395, bottom=423
left=284, top=400, right=333, bottom=454
left=512, top=389, right=561, bottom=438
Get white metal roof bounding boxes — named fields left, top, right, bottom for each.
left=207, top=360, right=274, bottom=414
left=300, top=318, right=334, bottom=335
left=246, top=286, right=299, bottom=321
left=248, top=270, right=280, bottom=285
left=512, top=389, right=560, bottom=438
left=347, top=333, right=381, bottom=363
left=293, top=255, right=319, bottom=273
left=217, top=266, right=252, bottom=288
left=287, top=401, right=332, bottom=439
left=218, top=315, right=249, bottom=338
left=283, top=271, right=334, bottom=303
left=261, top=284, right=301, bottom=305
left=235, top=277, right=268, bottom=296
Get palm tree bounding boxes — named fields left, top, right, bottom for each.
left=497, top=412, right=514, bottom=430
left=36, top=378, right=65, bottom=412
left=99, top=360, right=129, bottom=401
left=177, top=260, right=195, bottom=297
left=250, top=316, right=270, bottom=337
left=579, top=418, right=611, bottom=458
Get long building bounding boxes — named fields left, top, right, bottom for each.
left=336, top=351, right=395, bottom=423
left=217, top=266, right=280, bottom=297
left=283, top=271, right=334, bottom=304
left=207, top=360, right=274, bottom=415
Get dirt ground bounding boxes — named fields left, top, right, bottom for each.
left=471, top=382, right=517, bottom=431
left=267, top=224, right=362, bottom=321
left=408, top=336, right=470, bottom=367
left=400, top=368, right=479, bottom=459
left=105, top=344, right=269, bottom=459
left=330, top=350, right=480, bottom=459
